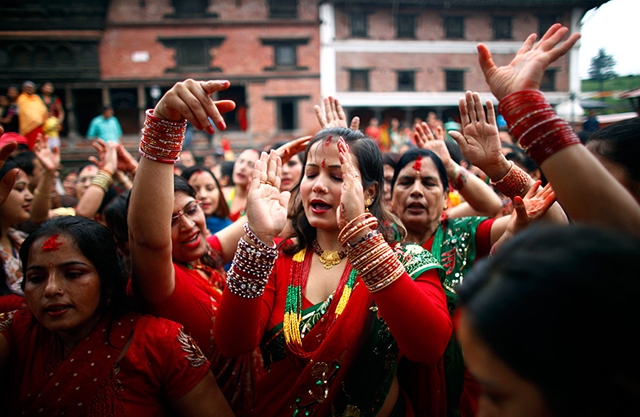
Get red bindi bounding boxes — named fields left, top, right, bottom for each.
left=321, top=159, right=326, bottom=168
left=42, top=234, right=63, bottom=252
left=412, top=156, right=423, bottom=173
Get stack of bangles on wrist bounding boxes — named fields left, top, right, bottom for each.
left=338, top=212, right=379, bottom=246
left=499, top=90, right=581, bottom=166
left=450, top=165, right=469, bottom=191
left=91, top=169, right=113, bottom=193
left=490, top=161, right=530, bottom=199
left=346, top=229, right=405, bottom=293
left=226, top=223, right=278, bottom=298
left=139, top=109, right=187, bottom=164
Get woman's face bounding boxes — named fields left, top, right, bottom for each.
left=391, top=156, right=447, bottom=235
left=171, top=192, right=208, bottom=263
left=188, top=171, right=220, bottom=217
left=457, top=309, right=552, bottom=417
left=232, top=149, right=259, bottom=187
left=383, top=163, right=395, bottom=207
left=0, top=170, right=32, bottom=228
left=281, top=154, right=303, bottom=192
left=299, top=140, right=357, bottom=233
left=63, top=172, right=77, bottom=196
left=24, top=234, right=103, bottom=345
left=75, top=165, right=98, bottom=199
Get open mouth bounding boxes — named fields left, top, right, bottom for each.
left=406, top=201, right=426, bottom=213
left=310, top=200, right=332, bottom=213
left=182, top=231, right=201, bottom=248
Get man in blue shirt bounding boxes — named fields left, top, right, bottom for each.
left=87, top=106, right=122, bottom=143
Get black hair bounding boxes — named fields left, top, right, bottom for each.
left=180, top=164, right=230, bottom=219
left=19, top=216, right=136, bottom=319
left=457, top=225, right=640, bottom=417
left=219, top=160, right=235, bottom=186
left=586, top=117, right=640, bottom=188
left=286, top=127, right=401, bottom=254
left=391, top=147, right=449, bottom=195
left=445, top=140, right=464, bottom=166
left=12, top=151, right=37, bottom=176
left=382, top=152, right=400, bottom=169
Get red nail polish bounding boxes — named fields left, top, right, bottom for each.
left=206, top=125, right=215, bottom=135
left=217, top=120, right=226, bottom=130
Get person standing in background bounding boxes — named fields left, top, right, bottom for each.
left=38, top=82, right=65, bottom=125
left=16, top=81, right=47, bottom=150
left=87, top=105, right=122, bottom=144
left=1, top=87, right=20, bottom=134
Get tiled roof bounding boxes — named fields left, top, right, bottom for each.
left=328, top=0, right=609, bottom=9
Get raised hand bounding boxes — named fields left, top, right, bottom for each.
left=89, top=140, right=118, bottom=174
left=509, top=181, right=556, bottom=234
left=116, top=144, right=139, bottom=174
left=246, top=151, right=290, bottom=244
left=33, top=140, right=61, bottom=173
left=478, top=24, right=580, bottom=100
left=314, top=96, right=360, bottom=131
left=274, top=135, right=311, bottom=165
left=153, top=79, right=236, bottom=131
left=336, top=137, right=365, bottom=230
left=413, top=122, right=453, bottom=169
left=449, top=91, right=505, bottom=176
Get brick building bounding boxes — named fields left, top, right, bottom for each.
left=320, top=0, right=608, bottom=128
left=0, top=0, right=607, bottom=157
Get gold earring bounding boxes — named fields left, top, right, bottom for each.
left=365, top=197, right=372, bottom=212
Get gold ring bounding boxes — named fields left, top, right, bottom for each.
left=262, top=180, right=273, bottom=186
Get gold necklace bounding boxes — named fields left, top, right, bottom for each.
left=311, top=240, right=348, bottom=270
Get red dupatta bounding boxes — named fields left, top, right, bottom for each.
left=6, top=310, right=137, bottom=416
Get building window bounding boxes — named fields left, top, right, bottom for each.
left=540, top=69, right=557, bottom=91
left=9, top=44, right=31, bottom=68
left=275, top=44, right=296, bottom=67
left=278, top=100, right=297, bottom=130
left=172, top=0, right=208, bottom=16
left=159, top=37, right=225, bottom=72
left=397, top=70, right=415, bottom=91
left=444, top=16, right=465, bottom=39
left=493, top=16, right=513, bottom=40
left=537, top=15, right=558, bottom=37
left=445, top=70, right=464, bottom=91
left=350, top=13, right=368, bottom=37
left=269, top=0, right=297, bottom=19
left=396, top=14, right=416, bottom=38
left=349, top=69, right=369, bottom=91
left=261, top=38, right=309, bottom=71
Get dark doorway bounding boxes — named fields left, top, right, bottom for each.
left=73, top=89, right=102, bottom=137
left=110, top=88, right=139, bottom=134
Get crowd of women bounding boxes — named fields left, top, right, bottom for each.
left=0, top=24, right=639, bottom=417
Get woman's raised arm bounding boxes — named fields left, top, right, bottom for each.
left=475, top=24, right=640, bottom=235
left=128, top=80, right=235, bottom=303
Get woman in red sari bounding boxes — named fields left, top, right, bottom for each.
left=0, top=215, right=232, bottom=416
left=212, top=126, right=452, bottom=416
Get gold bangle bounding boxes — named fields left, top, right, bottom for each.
left=34, top=189, right=54, bottom=198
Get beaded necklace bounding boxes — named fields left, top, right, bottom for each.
left=283, top=247, right=358, bottom=358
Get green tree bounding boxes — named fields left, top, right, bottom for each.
left=588, top=48, right=617, bottom=92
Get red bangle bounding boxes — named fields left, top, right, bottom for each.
left=490, top=161, right=530, bottom=199
left=499, top=91, right=581, bottom=165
